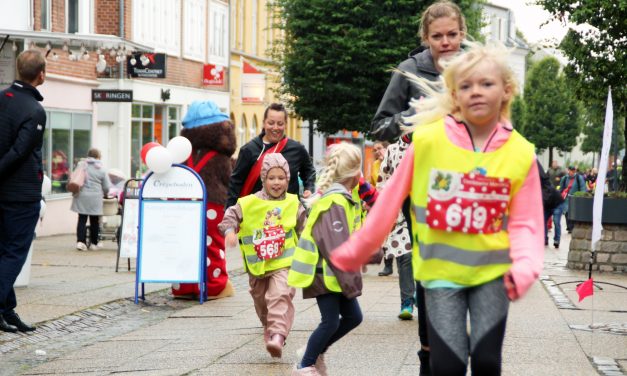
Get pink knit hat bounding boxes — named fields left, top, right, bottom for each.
left=261, top=153, right=290, bottom=183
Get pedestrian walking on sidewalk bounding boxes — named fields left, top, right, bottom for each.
left=70, top=148, right=111, bottom=251
left=331, top=42, right=544, bottom=375
left=288, top=143, right=364, bottom=376
left=220, top=153, right=307, bottom=359
left=0, top=50, right=47, bottom=333
left=370, top=1, right=469, bottom=372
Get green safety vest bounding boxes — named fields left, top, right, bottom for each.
left=410, top=118, right=535, bottom=286
left=238, top=193, right=299, bottom=276
left=288, top=192, right=357, bottom=292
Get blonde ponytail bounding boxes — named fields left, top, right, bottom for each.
left=307, top=143, right=362, bottom=206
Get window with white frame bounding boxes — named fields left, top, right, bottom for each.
left=41, top=0, right=51, bottom=31
left=251, top=0, right=258, bottom=55
left=238, top=0, right=245, bottom=50
left=209, top=1, right=229, bottom=66
left=230, top=0, right=237, bottom=49
left=183, top=0, right=206, bottom=61
left=0, top=1, right=32, bottom=31
left=42, top=111, right=92, bottom=195
left=133, top=0, right=181, bottom=56
left=67, top=0, right=94, bottom=34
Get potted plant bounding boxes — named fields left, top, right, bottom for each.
left=568, top=191, right=627, bottom=224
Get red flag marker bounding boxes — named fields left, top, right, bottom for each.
left=576, top=278, right=594, bottom=302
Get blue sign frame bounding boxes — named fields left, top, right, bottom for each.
left=134, top=164, right=208, bottom=304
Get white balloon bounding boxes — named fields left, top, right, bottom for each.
left=146, top=146, right=173, bottom=173
left=166, top=136, right=192, bottom=164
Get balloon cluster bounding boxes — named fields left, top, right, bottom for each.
left=140, top=136, right=192, bottom=174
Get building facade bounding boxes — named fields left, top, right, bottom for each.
left=228, top=0, right=302, bottom=155
left=1, top=0, right=230, bottom=235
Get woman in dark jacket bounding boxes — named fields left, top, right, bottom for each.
left=226, top=103, right=316, bottom=208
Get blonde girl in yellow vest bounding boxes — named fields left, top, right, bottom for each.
left=331, top=42, right=544, bottom=375
left=219, top=153, right=306, bottom=359
left=289, top=143, right=364, bottom=376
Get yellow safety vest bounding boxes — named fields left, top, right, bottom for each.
left=410, top=118, right=535, bottom=286
left=288, top=192, right=357, bottom=292
left=238, top=193, right=299, bottom=276
left=351, top=186, right=364, bottom=230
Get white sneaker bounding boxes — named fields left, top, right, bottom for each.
left=90, top=243, right=102, bottom=250
left=76, top=242, right=87, bottom=251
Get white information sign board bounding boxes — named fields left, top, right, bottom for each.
left=135, top=165, right=207, bottom=304
left=139, top=201, right=203, bottom=281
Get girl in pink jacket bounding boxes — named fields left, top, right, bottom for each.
left=332, top=42, right=544, bottom=375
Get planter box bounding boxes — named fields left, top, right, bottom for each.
left=567, top=196, right=627, bottom=224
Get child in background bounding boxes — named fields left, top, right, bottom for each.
left=331, top=42, right=544, bottom=375
left=288, top=143, right=365, bottom=376
left=219, top=153, right=307, bottom=358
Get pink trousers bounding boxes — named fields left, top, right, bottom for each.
left=248, top=268, right=295, bottom=338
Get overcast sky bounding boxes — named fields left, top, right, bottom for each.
left=488, top=0, right=570, bottom=44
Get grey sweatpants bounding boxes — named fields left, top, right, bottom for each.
left=425, top=277, right=509, bottom=376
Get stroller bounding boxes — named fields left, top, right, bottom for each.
left=85, top=169, right=125, bottom=248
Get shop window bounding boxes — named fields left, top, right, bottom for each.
left=42, top=111, right=92, bottom=195
left=168, top=106, right=181, bottom=141
left=131, top=104, right=181, bottom=177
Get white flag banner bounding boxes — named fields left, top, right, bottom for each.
left=591, top=89, right=613, bottom=250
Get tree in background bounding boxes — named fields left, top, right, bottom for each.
left=521, top=57, right=581, bottom=165
left=271, top=0, right=484, bottom=135
left=539, top=0, right=626, bottom=190
left=510, top=95, right=525, bottom=133
left=580, top=103, right=625, bottom=166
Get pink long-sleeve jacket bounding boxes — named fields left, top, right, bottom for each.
left=331, top=116, right=544, bottom=299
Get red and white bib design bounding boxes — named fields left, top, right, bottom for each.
left=426, top=169, right=511, bottom=234
left=252, top=225, right=286, bottom=260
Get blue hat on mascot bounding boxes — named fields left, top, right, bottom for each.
left=182, top=100, right=229, bottom=128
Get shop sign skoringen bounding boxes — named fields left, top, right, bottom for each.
left=92, top=90, right=133, bottom=102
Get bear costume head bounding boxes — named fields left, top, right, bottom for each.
left=181, top=100, right=236, bottom=204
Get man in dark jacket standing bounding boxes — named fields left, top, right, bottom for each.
left=0, top=49, right=47, bottom=333
left=226, top=103, right=315, bottom=208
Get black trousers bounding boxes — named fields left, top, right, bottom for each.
left=0, top=201, right=39, bottom=314
left=77, top=214, right=99, bottom=244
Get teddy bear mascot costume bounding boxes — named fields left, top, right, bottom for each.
left=171, top=100, right=235, bottom=299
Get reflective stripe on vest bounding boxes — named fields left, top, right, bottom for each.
left=238, top=193, right=300, bottom=276
left=288, top=193, right=355, bottom=292
left=410, top=118, right=535, bottom=286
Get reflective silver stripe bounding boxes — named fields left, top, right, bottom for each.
left=418, top=242, right=511, bottom=266
left=297, top=238, right=316, bottom=252
left=324, top=265, right=336, bottom=277
left=246, top=247, right=295, bottom=265
left=241, top=230, right=294, bottom=245
left=291, top=260, right=314, bottom=275
left=412, top=204, right=509, bottom=231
